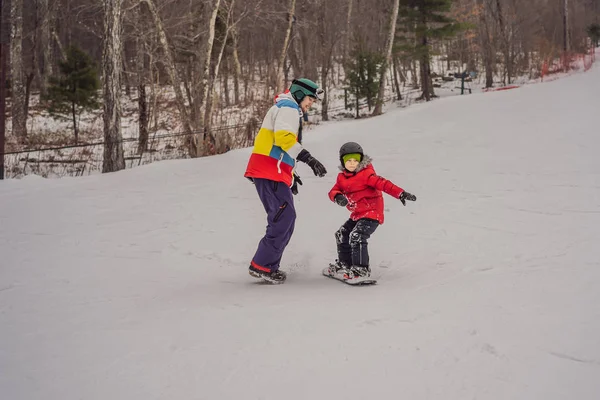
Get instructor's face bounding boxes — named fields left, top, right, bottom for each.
left=300, top=96, right=316, bottom=113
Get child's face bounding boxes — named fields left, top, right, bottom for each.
left=344, top=158, right=359, bottom=172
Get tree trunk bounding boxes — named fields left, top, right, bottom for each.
left=318, top=0, right=329, bottom=121
left=122, top=50, right=131, bottom=97
left=24, top=72, right=34, bottom=120
left=373, top=0, right=400, bottom=115
left=321, top=65, right=329, bottom=121
left=102, top=0, right=125, bottom=173
left=196, top=0, right=222, bottom=156
left=71, top=100, right=78, bottom=143
left=136, top=3, right=149, bottom=155
left=421, top=53, right=433, bottom=101
left=289, top=28, right=303, bottom=78
left=52, top=29, right=66, bottom=60
left=417, top=10, right=432, bottom=102
left=410, top=59, right=419, bottom=89
left=563, top=0, right=570, bottom=53
left=38, top=0, right=52, bottom=97
left=204, top=0, right=232, bottom=153
left=28, top=3, right=39, bottom=117
left=151, top=65, right=159, bottom=131
left=141, top=0, right=194, bottom=155
left=230, top=27, right=242, bottom=104
left=223, top=58, right=230, bottom=107
left=494, top=0, right=510, bottom=85
left=0, top=2, right=6, bottom=179
left=478, top=0, right=495, bottom=88
left=11, top=0, right=27, bottom=140
left=392, top=57, right=402, bottom=101
left=276, top=0, right=296, bottom=93
left=137, top=82, right=148, bottom=154
left=345, top=0, right=353, bottom=61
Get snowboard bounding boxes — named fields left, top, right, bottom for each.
left=322, top=266, right=377, bottom=286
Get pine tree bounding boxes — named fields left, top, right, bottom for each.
left=345, top=47, right=384, bottom=118
left=396, top=0, right=462, bottom=101
left=44, top=46, right=100, bottom=142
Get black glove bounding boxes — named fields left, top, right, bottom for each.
left=334, top=194, right=348, bottom=207
left=399, top=191, right=417, bottom=206
left=297, top=149, right=327, bottom=177
left=291, top=173, right=303, bottom=195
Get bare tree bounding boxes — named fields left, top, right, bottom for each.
left=140, top=0, right=194, bottom=154
left=204, top=0, right=235, bottom=151
left=11, top=0, right=27, bottom=140
left=196, top=0, right=222, bottom=156
left=564, top=0, right=571, bottom=53
left=477, top=0, right=496, bottom=87
left=230, top=24, right=242, bottom=104
left=276, top=0, right=296, bottom=93
left=134, top=2, right=149, bottom=155
left=102, top=0, right=125, bottom=173
left=373, top=0, right=400, bottom=115
left=417, top=9, right=433, bottom=101
left=345, top=0, right=354, bottom=61
left=0, top=0, right=7, bottom=179
left=38, top=0, right=52, bottom=97
left=316, top=0, right=342, bottom=121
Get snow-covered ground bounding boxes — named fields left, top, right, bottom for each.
left=1, top=55, right=599, bottom=400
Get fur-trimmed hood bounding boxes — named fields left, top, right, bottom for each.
left=339, top=154, right=373, bottom=173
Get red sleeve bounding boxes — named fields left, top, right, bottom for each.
left=366, top=172, right=404, bottom=198
left=328, top=175, right=343, bottom=202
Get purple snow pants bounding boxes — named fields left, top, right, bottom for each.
left=251, top=178, right=296, bottom=273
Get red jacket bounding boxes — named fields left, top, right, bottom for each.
left=328, top=157, right=404, bottom=224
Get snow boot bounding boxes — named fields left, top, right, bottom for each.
left=248, top=264, right=287, bottom=284
left=326, top=259, right=351, bottom=276
left=349, top=266, right=371, bottom=278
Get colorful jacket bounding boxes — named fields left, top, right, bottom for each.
left=244, top=92, right=304, bottom=186
left=328, top=156, right=404, bottom=224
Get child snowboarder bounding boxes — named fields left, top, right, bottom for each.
left=326, top=142, right=417, bottom=280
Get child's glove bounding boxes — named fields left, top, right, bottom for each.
left=399, top=191, right=417, bottom=206
left=297, top=149, right=327, bottom=177
left=334, top=194, right=349, bottom=207
left=291, top=173, right=303, bottom=195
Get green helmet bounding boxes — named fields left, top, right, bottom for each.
left=289, top=78, right=322, bottom=103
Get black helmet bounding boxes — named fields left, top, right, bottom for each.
left=339, top=142, right=364, bottom=165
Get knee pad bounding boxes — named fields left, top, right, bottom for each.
left=349, top=231, right=362, bottom=245
left=335, top=227, right=346, bottom=245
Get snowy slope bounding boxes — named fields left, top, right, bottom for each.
left=1, top=62, right=600, bottom=400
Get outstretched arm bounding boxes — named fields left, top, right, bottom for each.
left=366, top=173, right=404, bottom=198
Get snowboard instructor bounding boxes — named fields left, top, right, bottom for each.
left=244, top=78, right=327, bottom=284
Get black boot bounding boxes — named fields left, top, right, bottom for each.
left=248, top=264, right=287, bottom=284
left=326, top=259, right=350, bottom=276
left=349, top=265, right=371, bottom=278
